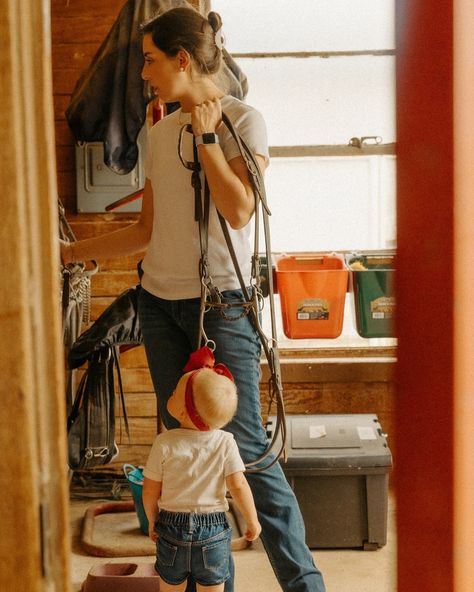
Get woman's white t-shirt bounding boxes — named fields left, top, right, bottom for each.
left=141, top=95, right=269, bottom=300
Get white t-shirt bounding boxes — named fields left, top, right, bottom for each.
left=141, top=95, right=269, bottom=300
left=143, top=428, right=246, bottom=513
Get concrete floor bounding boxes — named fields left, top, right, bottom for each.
left=69, top=494, right=396, bottom=591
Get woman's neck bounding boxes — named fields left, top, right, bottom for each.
left=179, top=79, right=225, bottom=112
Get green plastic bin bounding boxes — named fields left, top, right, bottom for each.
left=346, top=253, right=395, bottom=338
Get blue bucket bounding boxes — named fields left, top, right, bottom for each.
left=123, top=464, right=149, bottom=535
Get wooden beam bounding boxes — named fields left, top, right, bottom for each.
left=0, top=0, right=71, bottom=590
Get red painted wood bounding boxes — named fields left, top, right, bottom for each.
left=396, top=1, right=454, bottom=590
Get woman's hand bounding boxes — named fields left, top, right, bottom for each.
left=59, top=239, right=74, bottom=265
left=191, top=97, right=222, bottom=136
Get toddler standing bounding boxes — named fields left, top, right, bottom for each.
left=143, top=347, right=261, bottom=592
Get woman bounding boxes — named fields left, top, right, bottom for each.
left=62, top=6, right=326, bottom=592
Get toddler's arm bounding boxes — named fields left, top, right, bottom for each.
left=143, top=476, right=162, bottom=542
left=226, top=471, right=262, bottom=541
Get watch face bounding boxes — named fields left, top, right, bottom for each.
left=195, top=133, right=219, bottom=146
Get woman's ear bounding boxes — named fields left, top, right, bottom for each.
left=177, top=49, right=191, bottom=72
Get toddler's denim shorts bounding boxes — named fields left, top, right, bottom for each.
left=154, top=509, right=232, bottom=586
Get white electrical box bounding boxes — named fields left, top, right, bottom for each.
left=76, top=127, right=146, bottom=213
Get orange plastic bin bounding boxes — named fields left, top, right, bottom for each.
left=276, top=255, right=349, bottom=339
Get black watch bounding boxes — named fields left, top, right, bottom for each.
left=195, top=133, right=219, bottom=147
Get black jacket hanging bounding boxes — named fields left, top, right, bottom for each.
left=65, top=0, right=248, bottom=175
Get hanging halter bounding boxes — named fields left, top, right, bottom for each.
left=178, top=112, right=287, bottom=473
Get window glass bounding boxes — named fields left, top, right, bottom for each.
left=213, top=0, right=395, bottom=53
left=236, top=56, right=396, bottom=146
left=212, top=0, right=397, bottom=349
left=262, top=156, right=396, bottom=252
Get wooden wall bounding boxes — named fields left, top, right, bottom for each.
left=52, top=0, right=143, bottom=467
left=52, top=0, right=129, bottom=213
left=51, top=0, right=395, bottom=470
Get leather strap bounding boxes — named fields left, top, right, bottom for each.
left=188, top=111, right=287, bottom=472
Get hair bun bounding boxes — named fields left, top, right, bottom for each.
left=207, top=11, right=223, bottom=34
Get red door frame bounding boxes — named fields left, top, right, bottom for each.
left=396, top=1, right=455, bottom=590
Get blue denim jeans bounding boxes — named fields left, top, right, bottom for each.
left=138, top=287, right=326, bottom=592
left=154, top=510, right=232, bottom=586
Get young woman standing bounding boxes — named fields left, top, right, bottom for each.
left=62, top=7, right=326, bottom=592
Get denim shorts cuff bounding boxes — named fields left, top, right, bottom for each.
left=195, top=573, right=231, bottom=587
left=155, top=570, right=187, bottom=587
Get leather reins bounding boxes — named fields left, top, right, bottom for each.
left=178, top=112, right=286, bottom=472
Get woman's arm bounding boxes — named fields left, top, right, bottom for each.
left=60, top=179, right=154, bottom=264
left=192, top=98, right=267, bottom=230
left=226, top=471, right=262, bottom=541
left=197, top=148, right=267, bottom=230
left=142, top=476, right=162, bottom=542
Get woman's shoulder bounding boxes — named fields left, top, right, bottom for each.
left=219, top=96, right=268, bottom=159
left=221, top=95, right=264, bottom=123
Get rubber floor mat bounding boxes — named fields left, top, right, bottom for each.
left=81, top=500, right=250, bottom=557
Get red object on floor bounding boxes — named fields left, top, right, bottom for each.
left=82, top=562, right=160, bottom=591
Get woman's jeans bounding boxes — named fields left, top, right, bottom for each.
left=138, top=287, right=326, bottom=592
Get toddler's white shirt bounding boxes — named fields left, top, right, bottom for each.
left=143, top=428, right=246, bottom=513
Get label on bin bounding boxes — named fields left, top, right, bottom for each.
left=370, top=296, right=395, bottom=319
left=309, top=425, right=327, bottom=439
left=357, top=426, right=377, bottom=440
left=291, top=418, right=362, bottom=449
left=296, top=298, right=329, bottom=321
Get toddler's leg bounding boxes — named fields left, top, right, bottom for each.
left=196, top=585, right=224, bottom=592
left=159, top=581, right=187, bottom=592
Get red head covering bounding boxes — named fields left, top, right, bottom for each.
left=183, top=347, right=234, bottom=431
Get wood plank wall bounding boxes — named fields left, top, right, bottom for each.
left=51, top=0, right=394, bottom=470
left=52, top=0, right=130, bottom=213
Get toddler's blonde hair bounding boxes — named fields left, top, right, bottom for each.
left=187, top=368, right=238, bottom=430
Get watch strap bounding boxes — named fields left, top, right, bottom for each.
left=195, top=132, right=219, bottom=147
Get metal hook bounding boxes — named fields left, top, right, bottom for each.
left=349, top=136, right=383, bottom=148
left=205, top=340, right=216, bottom=352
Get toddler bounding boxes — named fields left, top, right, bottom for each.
left=143, top=347, right=261, bottom=592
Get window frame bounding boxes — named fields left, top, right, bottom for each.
left=208, top=0, right=397, bottom=358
